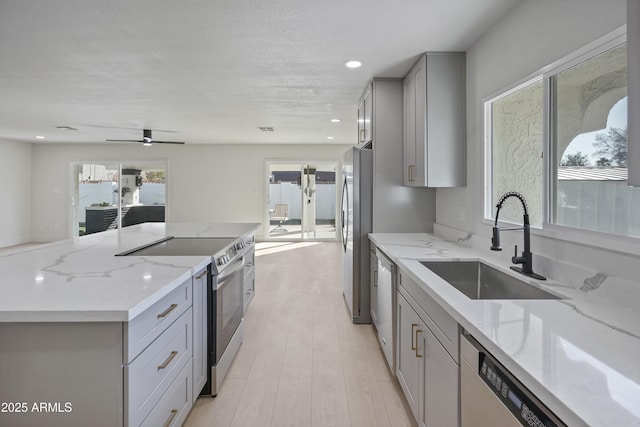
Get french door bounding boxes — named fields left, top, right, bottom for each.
left=266, top=162, right=338, bottom=241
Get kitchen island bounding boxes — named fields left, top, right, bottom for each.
left=369, top=232, right=640, bottom=427
left=0, top=222, right=259, bottom=427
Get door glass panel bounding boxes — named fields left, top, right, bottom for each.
left=76, top=163, right=120, bottom=236
left=268, top=164, right=303, bottom=239
left=268, top=162, right=337, bottom=240
left=73, top=162, right=167, bottom=237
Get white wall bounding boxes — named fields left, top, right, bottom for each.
left=0, top=139, right=32, bottom=247
left=436, top=0, right=634, bottom=277
left=30, top=143, right=351, bottom=241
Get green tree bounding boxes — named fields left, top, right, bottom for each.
left=561, top=151, right=590, bottom=166
left=595, top=157, right=612, bottom=167
left=594, top=127, right=627, bottom=167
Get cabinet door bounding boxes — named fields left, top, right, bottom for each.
left=370, top=249, right=378, bottom=326
left=192, top=267, right=208, bottom=400
left=403, top=70, right=417, bottom=186
left=413, top=57, right=427, bottom=186
left=358, top=97, right=366, bottom=144
left=363, top=84, right=373, bottom=143
left=420, top=326, right=459, bottom=427
left=358, top=83, right=373, bottom=144
left=396, top=292, right=422, bottom=422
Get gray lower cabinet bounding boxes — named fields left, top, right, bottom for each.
left=243, top=245, right=256, bottom=313
left=0, top=277, right=196, bottom=427
left=397, top=273, right=460, bottom=427
left=192, top=266, right=209, bottom=400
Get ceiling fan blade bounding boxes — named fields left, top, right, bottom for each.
left=153, top=141, right=185, bottom=144
left=105, top=139, right=143, bottom=142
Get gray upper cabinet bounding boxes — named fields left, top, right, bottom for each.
left=628, top=0, right=640, bottom=186
left=357, top=82, right=373, bottom=145
left=403, top=53, right=466, bottom=187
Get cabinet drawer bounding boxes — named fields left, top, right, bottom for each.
left=399, top=273, right=458, bottom=362
left=141, top=359, right=193, bottom=427
left=125, top=278, right=192, bottom=362
left=125, top=308, right=192, bottom=427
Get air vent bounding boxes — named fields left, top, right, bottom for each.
left=54, top=126, right=78, bottom=131
left=258, top=127, right=275, bottom=132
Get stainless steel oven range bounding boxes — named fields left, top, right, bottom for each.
left=118, top=235, right=254, bottom=397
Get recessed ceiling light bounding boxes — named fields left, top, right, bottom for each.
left=331, top=119, right=341, bottom=123
left=344, top=60, right=362, bottom=69
left=327, top=136, right=335, bottom=140
left=35, top=136, right=45, bottom=139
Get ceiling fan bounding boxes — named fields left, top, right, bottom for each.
left=106, top=129, right=185, bottom=146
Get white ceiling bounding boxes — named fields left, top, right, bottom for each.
left=0, top=0, right=519, bottom=146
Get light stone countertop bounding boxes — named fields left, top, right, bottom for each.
left=369, top=232, right=640, bottom=427
left=0, top=222, right=259, bottom=323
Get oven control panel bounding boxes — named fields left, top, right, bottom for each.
left=479, top=353, right=564, bottom=427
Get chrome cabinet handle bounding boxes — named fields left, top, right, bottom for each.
left=411, top=323, right=418, bottom=350
left=415, top=330, right=423, bottom=358
left=373, top=270, right=378, bottom=287
left=157, top=351, right=178, bottom=370
left=163, top=409, right=178, bottom=427
left=195, top=270, right=208, bottom=279
left=157, top=303, right=178, bottom=319
left=360, top=128, right=366, bottom=142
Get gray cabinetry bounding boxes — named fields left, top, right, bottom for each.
left=243, top=243, right=256, bottom=313
left=403, top=52, right=466, bottom=187
left=629, top=0, right=640, bottom=186
left=357, top=82, right=373, bottom=145
left=192, top=266, right=209, bottom=399
left=397, top=271, right=459, bottom=427
left=0, top=278, right=196, bottom=427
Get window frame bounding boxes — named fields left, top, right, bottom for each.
left=483, top=26, right=640, bottom=255
left=483, top=74, right=544, bottom=226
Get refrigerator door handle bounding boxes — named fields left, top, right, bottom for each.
left=341, top=176, right=349, bottom=252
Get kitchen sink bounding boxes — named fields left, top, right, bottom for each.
left=420, top=260, right=562, bottom=300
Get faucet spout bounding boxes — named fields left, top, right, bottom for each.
left=491, top=192, right=546, bottom=281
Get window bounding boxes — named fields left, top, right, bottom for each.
left=549, top=42, right=640, bottom=238
left=485, top=78, right=544, bottom=226
left=485, top=30, right=640, bottom=243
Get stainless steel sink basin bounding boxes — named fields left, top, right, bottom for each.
left=420, top=261, right=562, bottom=300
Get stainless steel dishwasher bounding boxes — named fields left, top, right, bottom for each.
left=460, top=333, right=566, bottom=427
left=376, top=248, right=396, bottom=371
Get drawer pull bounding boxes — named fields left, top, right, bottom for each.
left=163, top=409, right=179, bottom=427
left=157, top=303, right=178, bottom=319
left=195, top=271, right=208, bottom=279
left=415, top=330, right=423, bottom=358
left=411, top=323, right=418, bottom=350
left=157, top=351, right=178, bottom=370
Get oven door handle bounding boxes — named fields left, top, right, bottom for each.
left=217, top=257, right=245, bottom=283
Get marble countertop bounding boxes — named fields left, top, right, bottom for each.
left=0, top=222, right=259, bottom=323
left=369, top=233, right=640, bottom=427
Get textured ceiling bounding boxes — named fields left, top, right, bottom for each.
left=0, top=0, right=519, bottom=145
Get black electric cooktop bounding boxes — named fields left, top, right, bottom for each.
left=120, top=237, right=237, bottom=256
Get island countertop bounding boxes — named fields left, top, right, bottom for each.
left=0, top=222, right=259, bottom=323
left=369, top=232, right=640, bottom=427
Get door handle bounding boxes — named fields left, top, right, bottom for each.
left=415, top=329, right=423, bottom=358
left=373, top=270, right=378, bottom=287
left=411, top=323, right=418, bottom=350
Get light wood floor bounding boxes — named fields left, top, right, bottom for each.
left=184, top=241, right=416, bottom=427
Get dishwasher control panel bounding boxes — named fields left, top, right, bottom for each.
left=479, top=353, right=564, bottom=427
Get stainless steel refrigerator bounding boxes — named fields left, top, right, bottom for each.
left=341, top=144, right=373, bottom=324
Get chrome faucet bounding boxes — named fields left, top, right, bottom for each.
left=490, top=191, right=546, bottom=280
